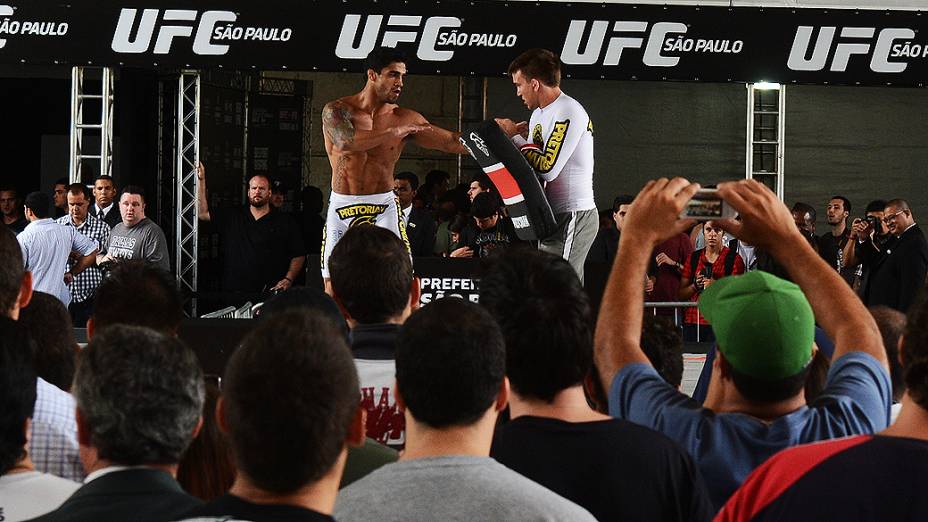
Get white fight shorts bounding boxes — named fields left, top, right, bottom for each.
left=321, top=190, right=409, bottom=278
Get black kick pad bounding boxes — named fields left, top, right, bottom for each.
left=460, top=120, right=558, bottom=241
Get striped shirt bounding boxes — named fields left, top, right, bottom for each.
left=56, top=214, right=110, bottom=304
left=17, top=218, right=97, bottom=306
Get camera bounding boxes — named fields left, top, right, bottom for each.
left=855, top=215, right=882, bottom=234
left=680, top=188, right=736, bottom=221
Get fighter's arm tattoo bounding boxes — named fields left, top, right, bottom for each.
left=322, top=101, right=355, bottom=149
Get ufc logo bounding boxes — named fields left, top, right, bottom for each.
left=787, top=26, right=915, bottom=73
left=111, top=8, right=236, bottom=55
left=0, top=5, right=13, bottom=49
left=335, top=14, right=461, bottom=61
left=560, top=20, right=687, bottom=67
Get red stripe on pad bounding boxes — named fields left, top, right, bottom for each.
left=715, top=435, right=872, bottom=522
left=484, top=164, right=523, bottom=202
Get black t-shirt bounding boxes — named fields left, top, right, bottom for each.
left=818, top=229, right=855, bottom=283
left=459, top=217, right=521, bottom=258
left=212, top=206, right=306, bottom=292
left=179, top=494, right=333, bottom=522
left=491, top=415, right=713, bottom=522
left=4, top=216, right=27, bottom=234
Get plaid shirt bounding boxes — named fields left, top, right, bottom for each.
left=56, top=213, right=110, bottom=304
left=30, top=378, right=84, bottom=481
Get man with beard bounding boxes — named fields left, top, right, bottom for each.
left=818, top=196, right=854, bottom=284
left=197, top=164, right=305, bottom=294
left=320, top=47, right=467, bottom=283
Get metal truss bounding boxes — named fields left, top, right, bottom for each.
left=176, top=71, right=200, bottom=315
left=69, top=67, right=114, bottom=183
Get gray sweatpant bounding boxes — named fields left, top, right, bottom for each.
left=538, top=208, right=599, bottom=283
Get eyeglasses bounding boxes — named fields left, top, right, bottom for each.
left=882, top=210, right=905, bottom=224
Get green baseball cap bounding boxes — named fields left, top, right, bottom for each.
left=699, top=271, right=814, bottom=380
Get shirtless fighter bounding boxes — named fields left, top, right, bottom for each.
left=321, top=48, right=466, bottom=278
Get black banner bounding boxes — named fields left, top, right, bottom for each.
left=1, top=1, right=927, bottom=85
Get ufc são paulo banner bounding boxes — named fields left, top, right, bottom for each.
left=1, top=1, right=927, bottom=85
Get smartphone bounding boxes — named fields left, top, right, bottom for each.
left=680, top=188, right=736, bottom=221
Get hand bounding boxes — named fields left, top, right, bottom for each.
left=702, top=277, right=714, bottom=290
left=494, top=118, right=518, bottom=137
left=96, top=254, right=114, bottom=266
left=197, top=161, right=205, bottom=180
left=515, top=121, right=529, bottom=138
left=270, top=278, right=293, bottom=292
left=645, top=277, right=655, bottom=293
left=394, top=123, right=431, bottom=139
left=715, top=180, right=805, bottom=254
left=63, top=272, right=73, bottom=285
left=655, top=252, right=674, bottom=267
left=450, top=246, right=473, bottom=258
left=622, top=178, right=700, bottom=248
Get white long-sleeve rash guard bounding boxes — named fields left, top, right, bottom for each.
left=511, top=92, right=595, bottom=214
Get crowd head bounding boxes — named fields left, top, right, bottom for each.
left=329, top=225, right=414, bottom=325
left=74, top=324, right=204, bottom=466
left=90, top=260, right=183, bottom=334
left=396, top=298, right=507, bottom=429
left=480, top=249, right=592, bottom=402
left=221, top=311, right=360, bottom=492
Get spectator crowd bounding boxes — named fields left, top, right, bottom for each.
left=1, top=176, right=926, bottom=521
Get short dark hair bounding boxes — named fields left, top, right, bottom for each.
left=722, top=356, right=810, bottom=404
left=612, top=195, right=635, bottom=213
left=24, top=191, right=51, bottom=218
left=869, top=305, right=906, bottom=402
left=394, top=171, right=420, bottom=191
left=886, top=198, right=911, bottom=213
left=480, top=250, right=592, bottom=402
left=94, top=175, right=115, bottom=185
left=508, top=48, right=561, bottom=87
left=425, top=170, right=450, bottom=186
left=54, top=177, right=68, bottom=187
left=257, top=287, right=349, bottom=342
left=92, top=261, right=184, bottom=333
left=120, top=185, right=146, bottom=202
left=449, top=214, right=470, bottom=234
left=74, top=325, right=204, bottom=465
left=364, top=47, right=407, bottom=74
left=67, top=183, right=91, bottom=200
left=902, top=291, right=928, bottom=410
left=224, top=311, right=358, bottom=493
left=866, top=200, right=887, bottom=214
left=19, top=292, right=77, bottom=392
left=471, top=192, right=500, bottom=220
left=470, top=173, right=493, bottom=192
left=329, top=225, right=412, bottom=324
left=0, top=318, right=37, bottom=474
left=791, top=202, right=816, bottom=223
left=396, top=298, right=505, bottom=428
left=640, top=316, right=684, bottom=388
left=0, top=228, right=24, bottom=314
left=830, top=195, right=852, bottom=214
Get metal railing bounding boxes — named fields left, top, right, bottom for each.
left=643, top=301, right=712, bottom=343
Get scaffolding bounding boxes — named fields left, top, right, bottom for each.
left=175, top=71, right=201, bottom=315
left=69, top=67, right=114, bottom=183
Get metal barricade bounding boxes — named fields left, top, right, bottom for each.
left=643, top=301, right=712, bottom=343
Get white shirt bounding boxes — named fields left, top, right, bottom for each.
left=402, top=205, right=412, bottom=225
left=94, top=202, right=115, bottom=220
left=512, top=92, right=595, bottom=213
left=0, top=470, right=79, bottom=521
left=17, top=219, right=97, bottom=306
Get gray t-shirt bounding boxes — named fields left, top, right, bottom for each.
left=335, top=455, right=596, bottom=522
left=0, top=470, right=79, bottom=520
left=107, top=218, right=170, bottom=272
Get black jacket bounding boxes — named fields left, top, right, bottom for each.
left=29, top=468, right=202, bottom=522
left=90, top=203, right=121, bottom=229
left=405, top=207, right=437, bottom=257
left=861, top=224, right=928, bottom=313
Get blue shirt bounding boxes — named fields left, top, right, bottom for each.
left=608, top=352, right=891, bottom=511
left=17, top=218, right=98, bottom=306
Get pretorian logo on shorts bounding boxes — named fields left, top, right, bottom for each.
left=524, top=120, right=569, bottom=174
left=336, top=203, right=389, bottom=226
